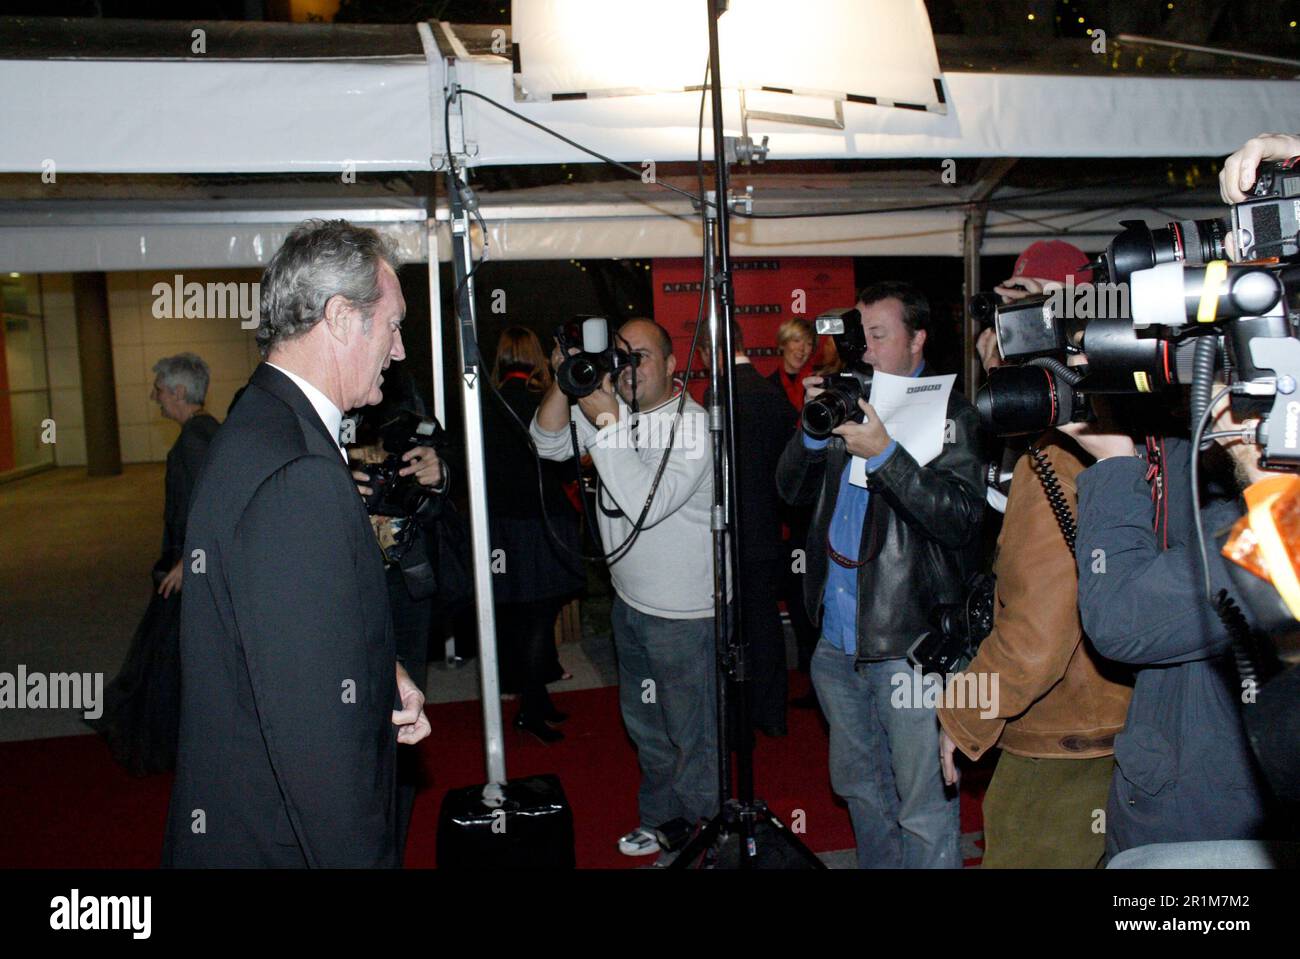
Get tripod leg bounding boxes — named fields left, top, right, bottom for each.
left=666, top=815, right=725, bottom=870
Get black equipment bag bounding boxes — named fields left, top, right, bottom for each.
left=436, top=774, right=576, bottom=869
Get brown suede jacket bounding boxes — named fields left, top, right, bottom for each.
left=937, top=435, right=1133, bottom=760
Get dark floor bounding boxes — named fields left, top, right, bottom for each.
left=0, top=465, right=628, bottom=737
left=1, top=465, right=170, bottom=741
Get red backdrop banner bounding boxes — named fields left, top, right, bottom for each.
left=651, top=256, right=856, bottom=400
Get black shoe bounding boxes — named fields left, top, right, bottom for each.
left=791, top=691, right=819, bottom=710
left=756, top=723, right=788, bottom=738
left=543, top=706, right=569, bottom=725
left=514, top=713, right=564, bottom=744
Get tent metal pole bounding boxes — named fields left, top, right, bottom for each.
left=427, top=219, right=446, bottom=430
left=444, top=59, right=507, bottom=788
left=962, top=158, right=1018, bottom=400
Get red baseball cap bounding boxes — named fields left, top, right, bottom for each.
left=1012, top=240, right=1094, bottom=286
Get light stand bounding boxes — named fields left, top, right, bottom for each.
left=667, top=0, right=824, bottom=870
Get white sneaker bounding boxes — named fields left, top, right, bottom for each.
left=618, top=827, right=661, bottom=857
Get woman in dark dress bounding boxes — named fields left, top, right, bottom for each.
left=485, top=327, right=586, bottom=743
left=766, top=319, right=823, bottom=696
left=88, top=353, right=219, bottom=775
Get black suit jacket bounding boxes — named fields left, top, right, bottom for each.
left=163, top=363, right=399, bottom=868
left=732, top=363, right=796, bottom=566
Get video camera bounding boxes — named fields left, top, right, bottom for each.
left=801, top=307, right=872, bottom=439
left=974, top=158, right=1300, bottom=469
left=553, top=316, right=640, bottom=399
left=356, top=408, right=446, bottom=522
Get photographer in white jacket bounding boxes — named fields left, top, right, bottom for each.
left=531, top=318, right=720, bottom=861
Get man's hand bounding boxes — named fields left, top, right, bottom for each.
left=550, top=340, right=579, bottom=372
left=399, top=445, right=443, bottom=490
left=351, top=468, right=374, bottom=499
left=576, top=375, right=620, bottom=430
left=802, top=374, right=827, bottom=405
left=831, top=399, right=892, bottom=459
left=993, top=276, right=1061, bottom=302
left=393, top=662, right=431, bottom=746
left=1221, top=134, right=1300, bottom=204
left=976, top=327, right=1002, bottom=372
left=939, top=726, right=960, bottom=787
left=1058, top=421, right=1137, bottom=461
left=158, top=559, right=184, bottom=598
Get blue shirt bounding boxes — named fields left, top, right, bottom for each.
left=803, top=363, right=923, bottom=655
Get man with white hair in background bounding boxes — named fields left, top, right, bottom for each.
left=89, top=352, right=221, bottom=776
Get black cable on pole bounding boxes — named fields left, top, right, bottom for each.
left=452, top=86, right=1207, bottom=223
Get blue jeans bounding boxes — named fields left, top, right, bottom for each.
left=1108, top=840, right=1300, bottom=869
left=611, top=596, right=720, bottom=828
left=811, top=640, right=960, bottom=868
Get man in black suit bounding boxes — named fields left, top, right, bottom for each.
left=701, top=321, right=796, bottom=737
left=163, top=219, right=431, bottom=868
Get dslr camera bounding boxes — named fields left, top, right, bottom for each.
left=554, top=316, right=640, bottom=399
left=909, top=572, right=997, bottom=676
left=356, top=409, right=446, bottom=522
left=974, top=212, right=1235, bottom=436
left=976, top=158, right=1300, bottom=472
left=801, top=307, right=873, bottom=439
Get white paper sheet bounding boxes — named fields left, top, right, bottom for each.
left=848, top=371, right=955, bottom=488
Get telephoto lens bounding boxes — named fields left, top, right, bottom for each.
left=975, top=364, right=1088, bottom=436
left=1101, top=218, right=1229, bottom=285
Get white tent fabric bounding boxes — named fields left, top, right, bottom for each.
left=3, top=53, right=1299, bottom=174
left=1, top=33, right=1297, bottom=271
left=0, top=191, right=1231, bottom=272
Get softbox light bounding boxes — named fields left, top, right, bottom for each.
left=511, top=0, right=946, bottom=115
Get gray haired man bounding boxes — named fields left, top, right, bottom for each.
left=149, top=352, right=216, bottom=598
left=164, top=219, right=431, bottom=868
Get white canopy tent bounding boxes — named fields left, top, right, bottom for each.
left=1, top=20, right=1298, bottom=274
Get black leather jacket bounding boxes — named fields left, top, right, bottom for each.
left=776, top=391, right=987, bottom=664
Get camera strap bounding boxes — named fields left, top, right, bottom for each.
left=567, top=414, right=623, bottom=521
left=1143, top=435, right=1169, bottom=549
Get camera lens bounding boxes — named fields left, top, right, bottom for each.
left=969, top=293, right=1001, bottom=327
left=976, top=365, right=1081, bottom=435
left=558, top=355, right=600, bottom=397
left=1172, top=218, right=1229, bottom=265
left=802, top=394, right=845, bottom=440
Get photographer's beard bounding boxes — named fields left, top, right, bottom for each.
left=1212, top=408, right=1272, bottom=493
left=1223, top=433, right=1270, bottom=493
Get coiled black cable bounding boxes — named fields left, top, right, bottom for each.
left=1189, top=335, right=1218, bottom=451
left=1028, top=445, right=1077, bottom=553
left=1215, top=589, right=1258, bottom=692
left=1026, top=355, right=1084, bottom=386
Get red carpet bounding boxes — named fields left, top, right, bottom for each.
left=0, top=678, right=988, bottom=868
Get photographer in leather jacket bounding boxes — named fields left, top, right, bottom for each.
left=776, top=281, right=986, bottom=868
